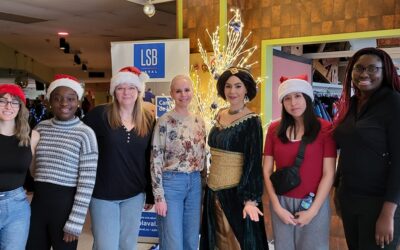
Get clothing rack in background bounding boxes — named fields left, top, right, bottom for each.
left=312, top=82, right=342, bottom=122
left=312, top=82, right=343, bottom=97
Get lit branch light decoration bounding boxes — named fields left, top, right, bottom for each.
left=191, top=8, right=259, bottom=131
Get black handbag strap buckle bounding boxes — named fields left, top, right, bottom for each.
left=293, top=139, right=306, bottom=168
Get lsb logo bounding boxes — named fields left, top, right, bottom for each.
left=141, top=49, right=158, bottom=66
left=134, top=43, right=165, bottom=78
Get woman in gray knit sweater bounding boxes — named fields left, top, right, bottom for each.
left=26, top=74, right=98, bottom=250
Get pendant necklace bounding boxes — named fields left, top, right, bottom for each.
left=228, top=105, right=245, bottom=115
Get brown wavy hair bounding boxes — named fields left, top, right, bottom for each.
left=0, top=93, right=30, bottom=146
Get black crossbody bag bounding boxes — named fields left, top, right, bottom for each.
left=270, top=139, right=306, bottom=195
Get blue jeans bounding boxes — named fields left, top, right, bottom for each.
left=0, top=187, right=30, bottom=250
left=158, top=171, right=202, bottom=250
left=90, top=193, right=145, bottom=250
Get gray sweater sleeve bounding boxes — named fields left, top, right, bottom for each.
left=63, top=128, right=98, bottom=236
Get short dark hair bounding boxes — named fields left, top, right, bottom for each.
left=216, top=67, right=257, bottom=101
left=277, top=93, right=320, bottom=144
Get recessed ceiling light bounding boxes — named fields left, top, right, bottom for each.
left=58, top=32, right=69, bottom=36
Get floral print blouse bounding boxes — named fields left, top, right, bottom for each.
left=151, top=110, right=207, bottom=202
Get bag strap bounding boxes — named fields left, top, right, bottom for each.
left=293, top=139, right=307, bottom=168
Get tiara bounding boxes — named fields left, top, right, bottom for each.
left=229, top=67, right=239, bottom=74
left=228, top=67, right=254, bottom=78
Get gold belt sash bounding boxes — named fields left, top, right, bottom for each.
left=208, top=147, right=244, bottom=191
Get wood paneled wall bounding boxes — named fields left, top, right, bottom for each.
left=182, top=0, right=220, bottom=53
left=227, top=0, right=400, bottom=40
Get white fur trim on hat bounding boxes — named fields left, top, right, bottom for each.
left=278, top=78, right=314, bottom=102
left=46, top=78, right=84, bottom=100
left=109, top=71, right=149, bottom=95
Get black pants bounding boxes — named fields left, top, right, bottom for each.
left=26, top=182, right=78, bottom=250
left=339, top=191, right=400, bottom=250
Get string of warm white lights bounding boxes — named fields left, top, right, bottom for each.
left=191, top=8, right=260, bottom=132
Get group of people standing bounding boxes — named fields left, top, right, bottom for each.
left=0, top=46, right=399, bottom=250
left=0, top=67, right=154, bottom=250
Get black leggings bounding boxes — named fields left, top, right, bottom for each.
left=339, top=192, right=400, bottom=250
left=26, top=182, right=78, bottom=250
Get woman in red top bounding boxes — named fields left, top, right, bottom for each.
left=263, top=75, right=336, bottom=250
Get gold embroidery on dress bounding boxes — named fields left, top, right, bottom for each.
left=215, top=112, right=258, bottom=130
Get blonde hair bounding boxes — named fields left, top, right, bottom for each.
left=106, top=94, right=153, bottom=137
left=170, top=75, right=193, bottom=91
left=0, top=94, right=30, bottom=147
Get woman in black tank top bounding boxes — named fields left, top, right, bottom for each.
left=0, top=84, right=39, bottom=250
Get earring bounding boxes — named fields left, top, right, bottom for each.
left=244, top=95, right=250, bottom=103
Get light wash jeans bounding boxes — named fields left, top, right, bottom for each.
left=90, top=193, right=145, bottom=250
left=157, top=171, right=202, bottom=250
left=0, top=187, right=30, bottom=250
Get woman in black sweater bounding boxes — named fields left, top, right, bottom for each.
left=83, top=66, right=154, bottom=250
left=333, top=47, right=400, bottom=250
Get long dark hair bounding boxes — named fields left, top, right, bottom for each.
left=277, top=93, right=320, bottom=144
left=334, top=47, right=400, bottom=128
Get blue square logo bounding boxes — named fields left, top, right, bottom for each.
left=134, top=43, right=165, bottom=78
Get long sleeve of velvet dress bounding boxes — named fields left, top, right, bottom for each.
left=200, top=113, right=268, bottom=250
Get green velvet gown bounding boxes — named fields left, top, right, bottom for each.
left=200, top=113, right=269, bottom=250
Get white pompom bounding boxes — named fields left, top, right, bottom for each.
left=139, top=72, right=150, bottom=83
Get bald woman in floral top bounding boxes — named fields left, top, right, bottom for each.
left=151, top=75, right=206, bottom=250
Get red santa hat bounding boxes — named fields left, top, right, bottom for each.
left=46, top=74, right=84, bottom=100
left=0, top=84, right=26, bottom=105
left=278, top=74, right=314, bottom=102
left=110, top=66, right=149, bottom=95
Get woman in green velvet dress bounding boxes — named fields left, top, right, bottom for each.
left=200, top=67, right=268, bottom=250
